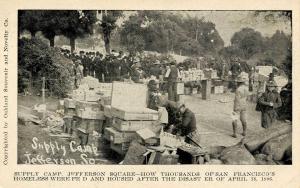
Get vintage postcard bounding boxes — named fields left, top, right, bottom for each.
left=0, top=0, right=299, bottom=187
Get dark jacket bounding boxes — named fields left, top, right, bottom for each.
left=168, top=65, right=179, bottom=82
left=150, top=66, right=161, bottom=78
left=258, top=90, right=282, bottom=112
left=180, top=108, right=197, bottom=136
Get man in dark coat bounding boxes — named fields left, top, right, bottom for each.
left=258, top=80, right=282, bottom=128
left=149, top=60, right=162, bottom=79
left=94, top=52, right=104, bottom=82
left=165, top=61, right=180, bottom=102
left=177, top=102, right=200, bottom=145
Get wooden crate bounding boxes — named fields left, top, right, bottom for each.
left=111, top=82, right=148, bottom=109
left=112, top=118, right=155, bottom=132
left=64, top=98, right=76, bottom=109
left=111, top=107, right=158, bottom=121
left=75, top=100, right=100, bottom=110
left=84, top=90, right=102, bottom=102
left=64, top=107, right=76, bottom=116
left=104, top=127, right=137, bottom=144
left=212, top=85, right=224, bottom=94
left=76, top=109, right=105, bottom=120
left=176, top=82, right=185, bottom=95
left=73, top=116, right=104, bottom=134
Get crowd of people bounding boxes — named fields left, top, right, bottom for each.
left=60, top=48, right=291, bottom=142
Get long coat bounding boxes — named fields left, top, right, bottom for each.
left=258, top=90, right=282, bottom=128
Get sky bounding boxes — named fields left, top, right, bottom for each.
left=120, top=11, right=291, bottom=46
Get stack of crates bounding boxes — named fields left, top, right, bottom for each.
left=103, top=82, right=160, bottom=155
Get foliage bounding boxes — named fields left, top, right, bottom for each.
left=18, top=11, right=44, bottom=37
left=282, top=48, right=292, bottom=79
left=119, top=11, right=224, bottom=56
left=230, top=28, right=265, bottom=59
left=19, top=10, right=97, bottom=50
left=99, top=10, right=123, bottom=53
left=18, top=38, right=74, bottom=97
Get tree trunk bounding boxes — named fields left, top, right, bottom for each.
left=104, top=34, right=110, bottom=54
left=49, top=36, right=55, bottom=47
left=70, top=37, right=76, bottom=53
left=30, top=31, right=37, bottom=39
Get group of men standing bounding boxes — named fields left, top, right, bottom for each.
left=232, top=72, right=283, bottom=138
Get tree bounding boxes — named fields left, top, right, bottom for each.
left=18, top=10, right=44, bottom=37
left=230, top=28, right=264, bottom=59
left=264, top=30, right=291, bottom=66
left=99, top=10, right=123, bottom=54
left=282, top=47, right=292, bottom=79
left=119, top=11, right=224, bottom=56
left=120, top=14, right=145, bottom=54
left=59, top=10, right=97, bottom=52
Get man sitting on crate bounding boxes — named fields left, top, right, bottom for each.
left=176, top=102, right=201, bottom=146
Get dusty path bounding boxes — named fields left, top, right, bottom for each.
left=182, top=93, right=263, bottom=147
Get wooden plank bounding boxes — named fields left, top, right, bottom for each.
left=111, top=106, right=158, bottom=121
left=76, top=109, right=105, bottom=120
left=112, top=118, right=155, bottom=132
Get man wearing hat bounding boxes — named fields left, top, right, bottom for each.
left=258, top=80, right=282, bottom=128
left=176, top=101, right=200, bottom=145
left=230, top=57, right=242, bottom=92
left=232, top=74, right=249, bottom=138
left=149, top=60, right=162, bottom=79
left=165, top=60, right=181, bottom=102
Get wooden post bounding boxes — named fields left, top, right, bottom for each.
left=42, top=77, right=45, bottom=118
left=201, top=79, right=211, bottom=100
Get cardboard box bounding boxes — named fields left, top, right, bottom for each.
left=104, top=127, right=137, bottom=144
left=112, top=117, right=155, bottom=132
left=111, top=106, right=159, bottom=121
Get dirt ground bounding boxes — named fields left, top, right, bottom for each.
left=17, top=92, right=264, bottom=164
left=181, top=92, right=263, bottom=147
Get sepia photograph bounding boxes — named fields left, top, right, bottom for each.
left=17, top=10, right=292, bottom=165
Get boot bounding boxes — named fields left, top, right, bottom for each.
left=232, top=121, right=238, bottom=138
